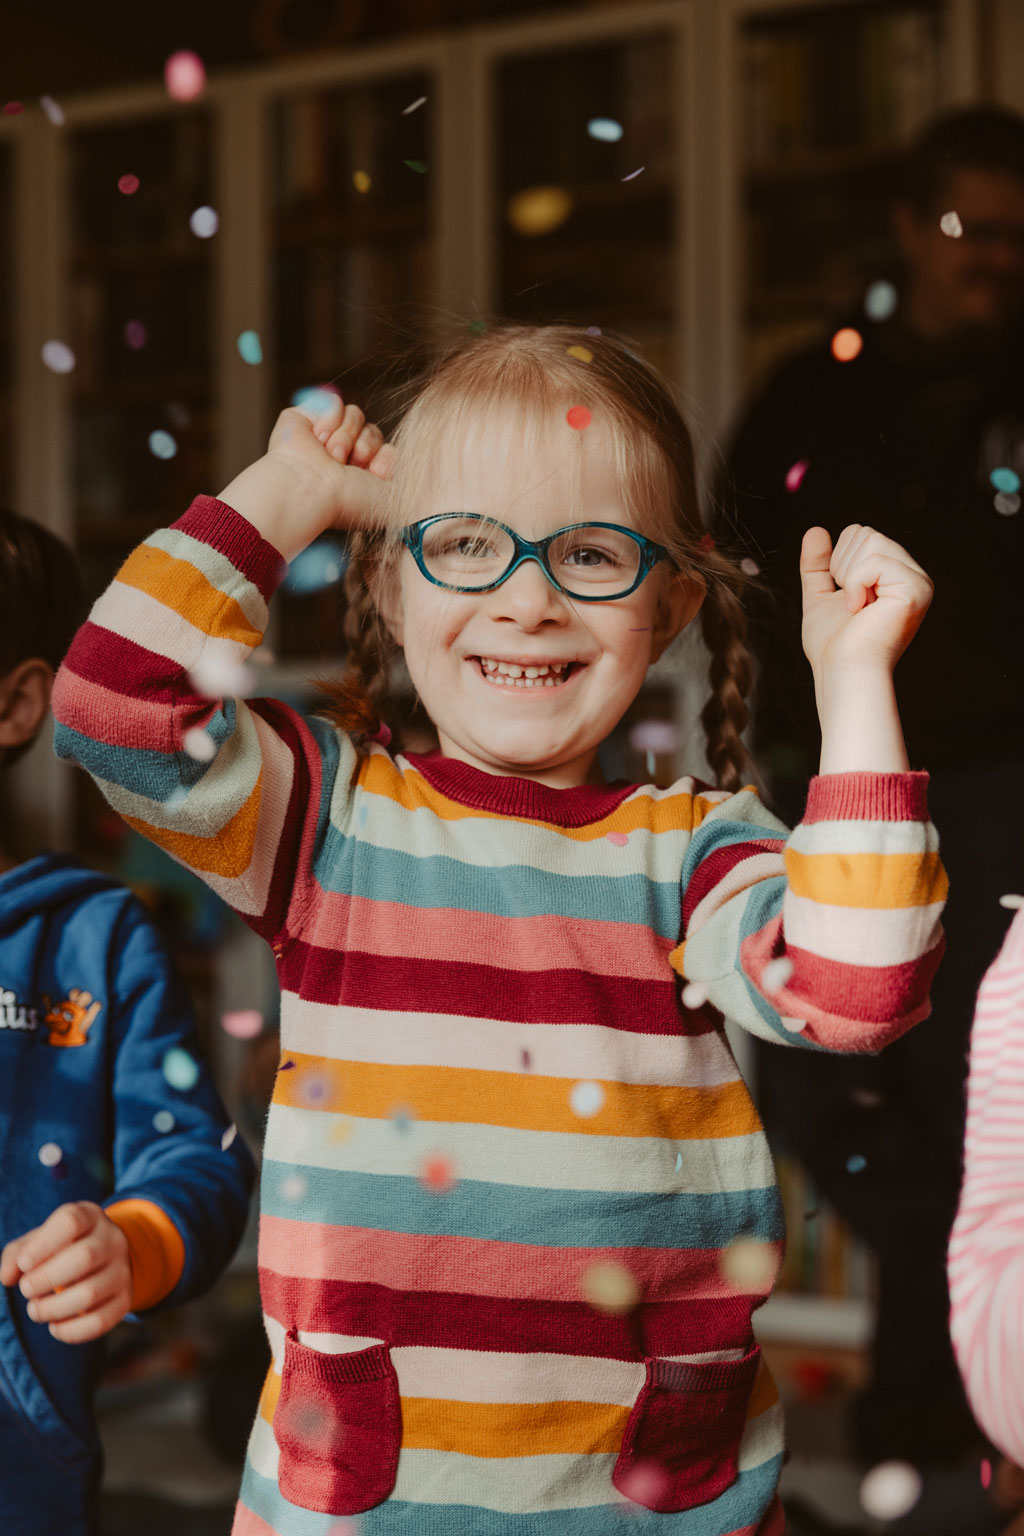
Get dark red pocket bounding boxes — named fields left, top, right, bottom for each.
left=612, top=1344, right=761, bottom=1513
left=274, top=1333, right=401, bottom=1515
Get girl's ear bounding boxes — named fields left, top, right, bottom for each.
left=650, top=571, right=705, bottom=663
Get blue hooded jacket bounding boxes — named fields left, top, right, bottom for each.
left=0, top=852, right=254, bottom=1534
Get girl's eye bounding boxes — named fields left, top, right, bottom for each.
left=445, top=537, right=497, bottom=559
left=564, top=544, right=618, bottom=567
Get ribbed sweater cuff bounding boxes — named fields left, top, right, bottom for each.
left=803, top=770, right=930, bottom=823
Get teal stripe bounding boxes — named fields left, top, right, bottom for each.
left=53, top=706, right=237, bottom=802
left=312, top=818, right=683, bottom=938
left=261, top=1161, right=784, bottom=1248
left=736, top=877, right=830, bottom=1055
left=680, top=817, right=786, bottom=889
left=238, top=1451, right=782, bottom=1534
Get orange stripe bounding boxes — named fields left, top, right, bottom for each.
left=785, top=849, right=947, bottom=909
left=273, top=1051, right=760, bottom=1141
left=124, top=773, right=261, bottom=878
left=117, top=543, right=263, bottom=644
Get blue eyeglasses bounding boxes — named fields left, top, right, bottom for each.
left=401, top=513, right=672, bottom=601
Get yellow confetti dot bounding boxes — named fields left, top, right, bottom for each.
left=566, top=345, right=593, bottom=363
left=353, top=170, right=372, bottom=194
left=581, top=1261, right=640, bottom=1313
left=328, top=1117, right=353, bottom=1144
left=720, top=1238, right=776, bottom=1293
left=506, top=185, right=573, bottom=237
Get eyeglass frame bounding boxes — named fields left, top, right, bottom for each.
left=400, top=512, right=673, bottom=601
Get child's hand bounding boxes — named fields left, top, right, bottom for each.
left=0, top=1201, right=133, bottom=1343
left=800, top=524, right=933, bottom=683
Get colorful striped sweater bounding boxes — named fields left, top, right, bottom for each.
left=52, top=497, right=947, bottom=1536
left=949, top=908, right=1024, bottom=1465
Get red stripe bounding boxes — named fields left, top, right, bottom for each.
left=682, top=840, right=784, bottom=930
left=248, top=698, right=324, bottom=944
left=173, top=496, right=286, bottom=601
left=62, top=622, right=183, bottom=704
left=258, top=1270, right=756, bottom=1359
left=277, top=941, right=710, bottom=1035
left=743, top=933, right=945, bottom=1024
left=802, top=771, right=930, bottom=823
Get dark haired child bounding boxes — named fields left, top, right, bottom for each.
left=0, top=508, right=254, bottom=1535
left=53, top=325, right=944, bottom=1535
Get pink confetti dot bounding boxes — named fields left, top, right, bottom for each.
left=981, top=1458, right=992, bottom=1490
left=164, top=50, right=206, bottom=102
left=785, top=458, right=810, bottom=493
left=421, top=1155, right=456, bottom=1194
left=124, top=319, right=147, bottom=350
left=118, top=173, right=140, bottom=195
left=4, top=102, right=24, bottom=115
left=606, top=830, right=629, bottom=846
left=566, top=405, right=591, bottom=430
left=221, top=1009, right=263, bottom=1039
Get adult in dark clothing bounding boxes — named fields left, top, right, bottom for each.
left=721, top=107, right=1024, bottom=1471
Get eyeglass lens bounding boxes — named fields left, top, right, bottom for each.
left=419, top=518, right=642, bottom=594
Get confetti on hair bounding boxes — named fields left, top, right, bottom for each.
left=605, top=830, right=628, bottom=847
left=118, top=173, right=140, bottom=195
left=163, top=1047, right=200, bottom=1091
left=831, top=327, right=863, bottom=362
left=999, top=893, right=1024, bottom=909
left=38, top=1142, right=63, bottom=1167
left=189, top=204, right=219, bottom=238
left=421, top=1155, right=456, bottom=1193
left=40, top=96, right=64, bottom=126
left=188, top=654, right=255, bottom=699
left=153, top=1110, right=176, bottom=1134
left=353, top=170, right=372, bottom=193
left=164, top=50, right=206, bottom=101
left=682, top=981, right=708, bottom=1010
left=740, top=557, right=760, bottom=576
left=221, top=1123, right=238, bottom=1150
left=586, top=325, right=602, bottom=336
left=581, top=1260, right=639, bottom=1312
left=762, top=956, right=794, bottom=993
left=149, top=429, right=177, bottom=460
left=566, top=405, right=591, bottom=430
left=182, top=725, right=216, bottom=761
left=41, top=339, right=75, bottom=374
left=995, top=492, right=1021, bottom=515
left=587, top=117, right=623, bottom=142
left=720, top=1238, right=776, bottom=1292
left=569, top=1080, right=604, bottom=1117
left=221, top=1009, right=263, bottom=1039
left=991, top=466, right=1021, bottom=494
left=237, top=329, right=263, bottom=365
left=846, top=1152, right=867, bottom=1174
left=566, top=345, right=593, bottom=363
left=404, top=159, right=428, bottom=174
left=124, top=319, right=147, bottom=350
left=402, top=96, right=427, bottom=115
left=621, top=167, right=645, bottom=181
left=785, top=458, right=809, bottom=492
left=506, top=185, right=573, bottom=236
left=697, top=532, right=715, bottom=552
left=940, top=210, right=963, bottom=238
left=860, top=1463, right=923, bottom=1521
left=864, top=279, right=898, bottom=321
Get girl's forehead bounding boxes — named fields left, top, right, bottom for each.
left=424, top=406, right=625, bottom=512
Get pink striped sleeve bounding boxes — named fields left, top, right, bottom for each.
left=949, top=907, right=1024, bottom=1463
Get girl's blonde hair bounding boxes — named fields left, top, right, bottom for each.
left=322, top=322, right=755, bottom=791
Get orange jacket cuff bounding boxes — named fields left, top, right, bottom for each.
left=105, top=1198, right=186, bottom=1312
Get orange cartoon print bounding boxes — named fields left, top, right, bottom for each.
left=43, top=988, right=102, bottom=1047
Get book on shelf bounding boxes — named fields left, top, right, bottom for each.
left=774, top=1150, right=873, bottom=1302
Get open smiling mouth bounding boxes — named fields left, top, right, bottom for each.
left=472, top=657, right=583, bottom=689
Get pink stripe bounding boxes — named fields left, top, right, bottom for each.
left=299, top=887, right=675, bottom=980
left=230, top=1500, right=277, bottom=1536
left=51, top=666, right=177, bottom=750
left=258, top=1216, right=779, bottom=1302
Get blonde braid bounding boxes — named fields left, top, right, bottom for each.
left=697, top=553, right=756, bottom=794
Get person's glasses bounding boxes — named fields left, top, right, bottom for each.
left=401, top=514, right=671, bottom=601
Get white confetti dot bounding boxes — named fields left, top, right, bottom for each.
left=221, top=1123, right=238, bottom=1150
left=182, top=726, right=216, bottom=761
left=281, top=1174, right=307, bottom=1201
left=939, top=210, right=963, bottom=238
left=153, top=1110, right=176, bottom=1134
left=581, top=1260, right=639, bottom=1312
left=189, top=204, right=219, bottom=239
left=37, top=1142, right=63, bottom=1167
left=188, top=654, right=255, bottom=699
left=739, top=557, right=760, bottom=577
left=999, top=894, right=1024, bottom=910
left=569, top=1080, right=605, bottom=1117
left=780, top=1016, right=808, bottom=1034
left=860, top=1461, right=923, bottom=1521
left=621, top=166, right=645, bottom=181
left=762, top=956, right=794, bottom=993
left=41, top=339, right=75, bottom=374
left=995, top=492, right=1021, bottom=516
left=682, top=981, right=708, bottom=1010
left=40, top=95, right=64, bottom=126
left=720, top=1238, right=776, bottom=1292
left=402, top=95, right=427, bottom=115
left=864, top=279, right=898, bottom=321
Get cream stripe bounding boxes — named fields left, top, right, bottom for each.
left=147, top=527, right=270, bottom=630
left=279, top=997, right=740, bottom=1088
left=262, top=1102, right=775, bottom=1196
left=92, top=580, right=257, bottom=672
left=787, top=818, right=939, bottom=856
left=703, top=788, right=787, bottom=836
left=688, top=852, right=786, bottom=935
left=782, top=890, right=944, bottom=966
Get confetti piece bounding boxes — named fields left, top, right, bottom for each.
left=566, top=345, right=593, bottom=363
left=188, top=654, right=256, bottom=699
left=739, top=557, right=760, bottom=576
left=621, top=167, right=645, bottom=181
left=995, top=491, right=1021, bottom=515
left=124, top=319, right=147, bottom=350
left=163, top=1047, right=199, bottom=1091
left=292, top=383, right=341, bottom=415
left=506, top=185, right=573, bottom=236
left=846, top=1152, right=868, bottom=1174
left=40, top=96, right=64, bottom=126
left=698, top=532, right=715, bottom=552
left=421, top=1155, right=456, bottom=1193
left=41, top=340, right=75, bottom=374
left=279, top=1059, right=295, bottom=1070
left=38, top=1142, right=63, bottom=1167
left=940, top=210, right=963, bottom=238
left=785, top=458, right=809, bottom=492
left=629, top=719, right=677, bottom=756
left=369, top=722, right=392, bottom=747
left=566, top=405, right=591, bottom=430
left=615, top=1461, right=671, bottom=1509
left=981, top=1458, right=992, bottom=1490
left=281, top=1174, right=307, bottom=1201
left=762, top=956, right=794, bottom=992
left=645, top=750, right=656, bottom=777
left=328, top=1117, right=353, bottom=1144
left=682, top=981, right=708, bottom=1010
left=182, top=725, right=215, bottom=761
left=521, top=1049, right=531, bottom=1071
left=297, top=1070, right=331, bottom=1108
left=780, top=1016, right=808, bottom=1033
left=221, top=1124, right=238, bottom=1150
left=991, top=466, right=1021, bottom=493
left=581, top=1260, right=639, bottom=1312
left=587, top=117, right=623, bottom=143
left=720, top=1238, right=776, bottom=1292
left=586, top=325, right=602, bottom=336
left=118, top=173, right=140, bottom=195
left=252, top=646, right=275, bottom=665
left=352, top=170, right=372, bottom=193
left=148, top=429, right=177, bottom=460
left=164, top=50, right=206, bottom=102
left=237, top=329, right=263, bottom=365
left=3, top=102, right=24, bottom=116
left=189, top=204, right=219, bottom=238
left=860, top=1462, right=923, bottom=1521
left=221, top=1009, right=263, bottom=1039
left=605, top=830, right=628, bottom=846
left=675, top=1150, right=683, bottom=1172
left=1000, top=893, right=1024, bottom=909
left=283, top=542, right=348, bottom=594
left=391, top=1106, right=414, bottom=1134
left=153, top=1110, right=176, bottom=1134
left=831, top=327, right=863, bottom=363
left=864, top=279, right=898, bottom=321
left=569, top=1080, right=605, bottom=1117
left=404, top=159, right=428, bottom=173
left=402, top=96, right=427, bottom=115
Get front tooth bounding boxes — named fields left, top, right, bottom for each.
left=500, top=663, right=523, bottom=677
left=481, top=658, right=498, bottom=672
left=524, top=666, right=539, bottom=679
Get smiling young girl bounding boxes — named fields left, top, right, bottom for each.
left=53, top=325, right=944, bottom=1536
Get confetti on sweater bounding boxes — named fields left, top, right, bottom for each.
left=421, top=1155, right=456, bottom=1193
left=859, top=1462, right=922, bottom=1521
left=762, top=956, right=794, bottom=993
left=182, top=726, right=215, bottom=760
left=581, top=1260, right=639, bottom=1313
left=569, top=1080, right=604, bottom=1117
left=681, top=981, right=708, bottom=1009
left=153, top=1110, right=176, bottom=1134
left=188, top=655, right=255, bottom=700
left=605, top=830, right=628, bottom=846
left=720, top=1238, right=776, bottom=1292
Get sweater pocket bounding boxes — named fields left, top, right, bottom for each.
left=612, top=1345, right=761, bottom=1513
left=275, top=1333, right=401, bottom=1515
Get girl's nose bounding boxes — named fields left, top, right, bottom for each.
left=489, top=556, right=568, bottom=626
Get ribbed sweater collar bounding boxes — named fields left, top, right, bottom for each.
left=403, top=751, right=638, bottom=827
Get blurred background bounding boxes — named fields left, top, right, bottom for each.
left=3, top=1, right=1023, bottom=1531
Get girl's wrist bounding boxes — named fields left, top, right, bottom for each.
left=217, top=453, right=337, bottom=561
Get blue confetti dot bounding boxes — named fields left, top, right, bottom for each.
left=846, top=1153, right=867, bottom=1174
left=282, top=538, right=348, bottom=595
left=990, top=466, right=1021, bottom=494
left=237, top=329, right=263, bottom=365
left=588, top=117, right=623, bottom=143
left=292, top=385, right=339, bottom=415
left=162, top=1047, right=199, bottom=1092
left=864, top=280, right=898, bottom=321
left=675, top=1150, right=683, bottom=1172
left=148, top=429, right=177, bottom=460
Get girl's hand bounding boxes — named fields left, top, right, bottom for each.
left=800, top=524, right=933, bottom=683
left=0, top=1201, right=132, bottom=1343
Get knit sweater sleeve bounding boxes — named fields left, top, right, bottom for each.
left=948, top=908, right=1024, bottom=1463
left=51, top=496, right=356, bottom=943
left=671, top=771, right=945, bottom=1052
